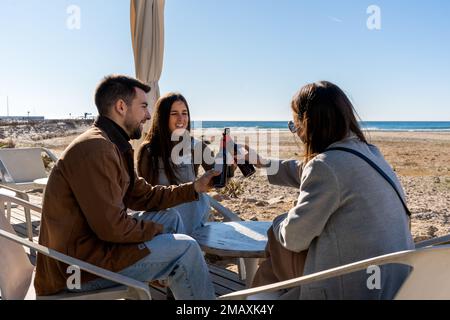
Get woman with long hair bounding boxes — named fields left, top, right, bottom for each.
left=247, top=81, right=413, bottom=299
left=137, top=93, right=215, bottom=234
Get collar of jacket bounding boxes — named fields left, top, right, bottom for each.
left=94, top=116, right=136, bottom=198
left=94, top=116, right=132, bottom=154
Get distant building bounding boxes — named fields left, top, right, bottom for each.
left=0, top=116, right=45, bottom=121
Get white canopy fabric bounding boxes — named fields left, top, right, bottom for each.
left=130, top=0, right=165, bottom=149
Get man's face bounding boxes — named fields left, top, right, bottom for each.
left=124, top=87, right=151, bottom=140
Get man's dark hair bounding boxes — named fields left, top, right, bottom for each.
left=94, top=75, right=151, bottom=116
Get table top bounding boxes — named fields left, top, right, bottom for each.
left=33, top=177, right=48, bottom=187
left=191, top=221, right=271, bottom=258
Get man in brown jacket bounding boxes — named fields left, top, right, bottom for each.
left=34, top=75, right=218, bottom=299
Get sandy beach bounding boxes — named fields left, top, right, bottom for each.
left=4, top=122, right=450, bottom=246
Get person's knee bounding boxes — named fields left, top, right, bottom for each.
left=173, top=234, right=198, bottom=245
left=163, top=209, right=185, bottom=233
left=165, top=208, right=182, bottom=222
left=173, top=234, right=202, bottom=252
left=144, top=234, right=200, bottom=258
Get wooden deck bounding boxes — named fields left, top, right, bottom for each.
left=6, top=193, right=245, bottom=299
left=148, top=264, right=246, bottom=299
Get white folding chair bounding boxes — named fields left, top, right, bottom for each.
left=219, top=245, right=450, bottom=300
left=0, top=209, right=151, bottom=300
left=0, top=147, right=57, bottom=191
left=0, top=187, right=34, bottom=242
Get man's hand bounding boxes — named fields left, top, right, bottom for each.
left=194, top=169, right=221, bottom=193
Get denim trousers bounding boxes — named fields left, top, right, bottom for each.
left=169, top=193, right=211, bottom=235
left=75, top=210, right=216, bottom=300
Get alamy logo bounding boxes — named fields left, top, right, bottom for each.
left=366, top=265, right=381, bottom=290
left=66, top=5, right=81, bottom=30
left=66, top=265, right=81, bottom=290
left=169, top=124, right=280, bottom=176
left=367, top=5, right=382, bottom=30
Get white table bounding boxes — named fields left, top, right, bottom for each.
left=192, top=221, right=271, bottom=287
left=33, top=178, right=48, bottom=189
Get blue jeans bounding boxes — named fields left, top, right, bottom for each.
left=75, top=210, right=216, bottom=300
left=141, top=193, right=211, bottom=236
left=170, top=193, right=211, bottom=235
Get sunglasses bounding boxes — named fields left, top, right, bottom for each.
left=288, top=121, right=299, bottom=133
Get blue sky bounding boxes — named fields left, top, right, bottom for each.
left=0, top=0, right=449, bottom=121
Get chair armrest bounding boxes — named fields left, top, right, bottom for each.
left=0, top=193, right=37, bottom=243
left=219, top=248, right=417, bottom=300
left=207, top=195, right=242, bottom=222
left=0, top=194, right=42, bottom=213
left=40, top=148, right=58, bottom=163
left=0, top=185, right=29, bottom=201
left=0, top=228, right=151, bottom=300
left=415, top=234, right=450, bottom=249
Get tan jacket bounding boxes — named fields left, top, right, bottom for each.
left=34, top=117, right=198, bottom=295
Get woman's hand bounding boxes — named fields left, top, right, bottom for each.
left=193, top=169, right=221, bottom=193
left=238, top=144, right=271, bottom=168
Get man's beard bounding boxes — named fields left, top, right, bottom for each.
left=130, top=127, right=142, bottom=140
left=124, top=119, right=143, bottom=140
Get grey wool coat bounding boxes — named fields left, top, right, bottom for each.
left=268, top=135, right=414, bottom=300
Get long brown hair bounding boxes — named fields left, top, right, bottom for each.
left=291, top=81, right=367, bottom=163
left=140, top=92, right=191, bottom=185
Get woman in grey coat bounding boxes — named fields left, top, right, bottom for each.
left=248, top=81, right=414, bottom=300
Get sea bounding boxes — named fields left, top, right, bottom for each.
left=192, top=121, right=450, bottom=132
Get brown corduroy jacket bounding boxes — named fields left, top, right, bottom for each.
left=34, top=117, right=198, bottom=296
